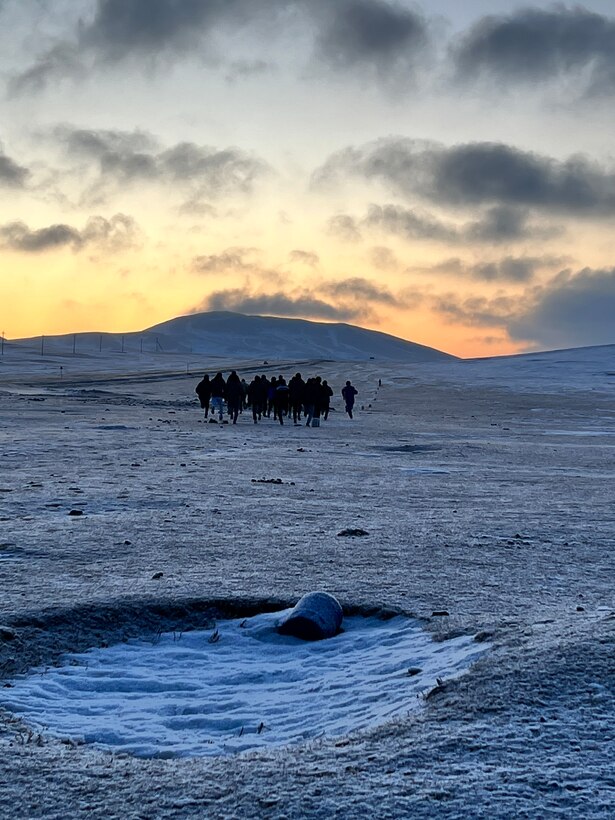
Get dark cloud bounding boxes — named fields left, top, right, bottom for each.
left=333, top=202, right=558, bottom=247
left=431, top=267, right=615, bottom=348
left=0, top=213, right=140, bottom=253
left=316, top=138, right=615, bottom=217
left=55, top=126, right=267, bottom=199
left=314, top=0, right=429, bottom=77
left=80, top=0, right=261, bottom=61
left=508, top=268, right=615, bottom=348
left=364, top=203, right=457, bottom=242
left=192, top=247, right=257, bottom=274
left=0, top=147, right=30, bottom=188
left=432, top=293, right=517, bottom=329
left=198, top=288, right=364, bottom=321
left=12, top=0, right=431, bottom=92
left=323, top=276, right=398, bottom=305
left=453, top=7, right=615, bottom=95
left=466, top=205, right=560, bottom=243
left=0, top=221, right=82, bottom=253
left=289, top=249, right=320, bottom=267
left=424, top=255, right=565, bottom=284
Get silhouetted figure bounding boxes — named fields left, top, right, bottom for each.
left=274, top=377, right=290, bottom=424
left=267, top=377, right=277, bottom=418
left=195, top=374, right=211, bottom=418
left=226, top=370, right=243, bottom=424
left=210, top=372, right=226, bottom=421
left=321, top=380, right=333, bottom=420
left=303, top=378, right=320, bottom=427
left=342, top=380, right=358, bottom=419
left=289, top=373, right=305, bottom=424
left=248, top=376, right=263, bottom=423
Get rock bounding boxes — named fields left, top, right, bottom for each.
left=68, top=509, right=84, bottom=516
left=337, top=528, right=369, bottom=537
left=0, top=626, right=17, bottom=641
left=277, top=592, right=343, bottom=641
left=151, top=572, right=164, bottom=580
left=431, top=610, right=450, bottom=617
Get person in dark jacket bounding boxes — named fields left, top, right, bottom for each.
left=225, top=370, right=243, bottom=424
left=342, top=380, right=358, bottom=419
left=288, top=372, right=305, bottom=424
left=303, top=378, right=320, bottom=427
left=210, top=372, right=226, bottom=421
left=321, top=379, right=333, bottom=421
left=195, top=374, right=211, bottom=418
left=248, top=376, right=263, bottom=423
left=267, top=376, right=277, bottom=418
left=274, top=377, right=290, bottom=424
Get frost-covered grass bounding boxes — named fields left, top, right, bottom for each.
left=0, top=345, right=614, bottom=817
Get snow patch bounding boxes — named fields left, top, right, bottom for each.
left=3, top=611, right=486, bottom=758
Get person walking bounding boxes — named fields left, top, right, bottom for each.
left=248, top=376, right=262, bottom=423
left=321, top=379, right=333, bottom=421
left=342, top=380, right=358, bottom=419
left=195, top=374, right=211, bottom=419
left=274, top=377, right=290, bottom=424
left=225, top=370, right=243, bottom=424
left=289, top=372, right=305, bottom=425
left=210, top=372, right=226, bottom=421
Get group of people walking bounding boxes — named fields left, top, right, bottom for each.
left=195, top=371, right=358, bottom=425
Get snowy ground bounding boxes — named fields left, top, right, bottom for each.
left=0, top=345, right=614, bottom=818
left=4, top=611, right=485, bottom=758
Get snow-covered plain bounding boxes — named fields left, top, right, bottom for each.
left=0, top=330, right=614, bottom=818
left=4, top=611, right=485, bottom=758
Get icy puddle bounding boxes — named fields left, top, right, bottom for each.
left=4, top=611, right=486, bottom=758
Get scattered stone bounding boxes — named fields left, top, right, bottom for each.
left=252, top=478, right=284, bottom=484
left=151, top=572, right=164, bottom=580
left=576, top=606, right=585, bottom=612
left=68, top=509, right=84, bottom=516
left=406, top=667, right=422, bottom=677
left=337, top=528, right=369, bottom=537
left=124, top=540, right=132, bottom=545
left=431, top=610, right=450, bottom=617
left=0, top=626, right=17, bottom=641
left=277, top=592, right=343, bottom=641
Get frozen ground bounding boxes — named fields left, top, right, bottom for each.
left=0, top=343, right=614, bottom=818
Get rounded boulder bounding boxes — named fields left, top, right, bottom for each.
left=277, top=592, right=343, bottom=641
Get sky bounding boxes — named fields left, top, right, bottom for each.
left=1, top=1, right=615, bottom=357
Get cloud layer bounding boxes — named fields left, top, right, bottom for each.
left=0, top=214, right=140, bottom=253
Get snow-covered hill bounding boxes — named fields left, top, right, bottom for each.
left=7, top=311, right=456, bottom=363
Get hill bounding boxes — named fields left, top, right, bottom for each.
left=7, top=312, right=456, bottom=363
left=144, top=312, right=456, bottom=362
